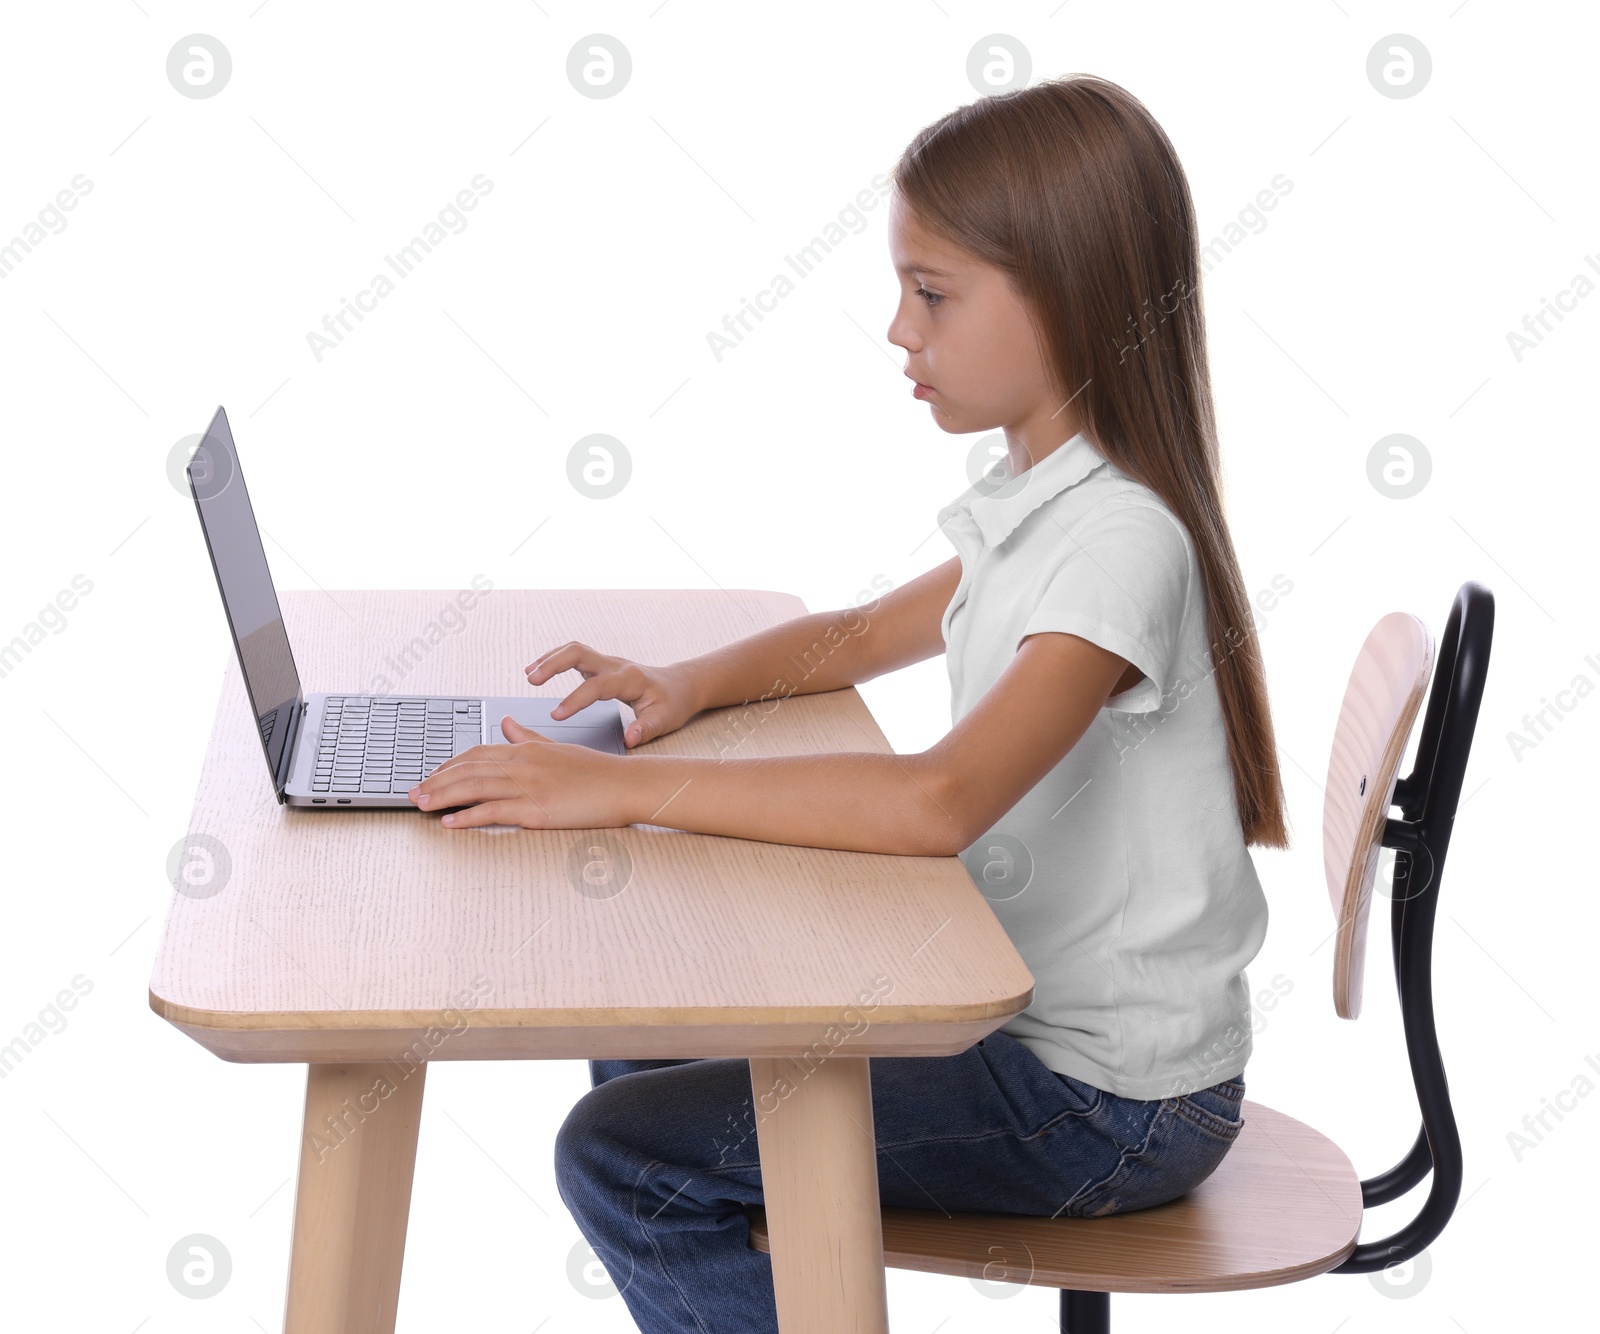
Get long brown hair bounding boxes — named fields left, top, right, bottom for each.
left=892, top=74, right=1290, bottom=849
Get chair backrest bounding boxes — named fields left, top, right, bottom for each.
left=1322, top=614, right=1434, bottom=1019
left=1318, top=580, right=1494, bottom=1275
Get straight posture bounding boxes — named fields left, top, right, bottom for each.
left=410, top=74, right=1291, bottom=1333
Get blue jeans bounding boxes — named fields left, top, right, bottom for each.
left=553, top=1029, right=1245, bottom=1332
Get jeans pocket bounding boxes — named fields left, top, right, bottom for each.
left=1050, top=1070, right=1104, bottom=1118
left=973, top=1037, right=1102, bottom=1133
left=1068, top=1086, right=1244, bottom=1219
left=1175, top=1076, right=1246, bottom=1145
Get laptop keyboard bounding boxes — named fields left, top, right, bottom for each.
left=312, top=696, right=482, bottom=795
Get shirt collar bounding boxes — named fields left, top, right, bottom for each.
left=937, top=430, right=1109, bottom=550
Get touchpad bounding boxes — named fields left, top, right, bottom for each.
left=489, top=721, right=622, bottom=754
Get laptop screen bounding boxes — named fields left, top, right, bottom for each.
left=188, top=406, right=303, bottom=793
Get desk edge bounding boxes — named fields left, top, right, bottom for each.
left=147, top=985, right=1035, bottom=1034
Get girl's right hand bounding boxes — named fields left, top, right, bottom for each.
left=525, top=642, right=703, bottom=749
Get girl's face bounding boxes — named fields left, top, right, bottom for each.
left=886, top=190, right=1079, bottom=465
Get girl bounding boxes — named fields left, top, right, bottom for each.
left=410, top=73, right=1289, bottom=1332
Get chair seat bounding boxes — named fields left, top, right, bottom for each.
left=747, top=1099, right=1363, bottom=1294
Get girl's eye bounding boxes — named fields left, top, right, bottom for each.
left=915, top=285, right=944, bottom=308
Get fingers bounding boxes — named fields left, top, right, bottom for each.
left=412, top=756, right=541, bottom=817
left=526, top=641, right=614, bottom=685
left=525, top=642, right=579, bottom=680
left=550, top=676, right=614, bottom=720
left=410, top=761, right=492, bottom=807
left=551, top=662, right=646, bottom=721
left=528, top=643, right=624, bottom=721
left=438, top=798, right=524, bottom=829
left=500, top=716, right=551, bottom=741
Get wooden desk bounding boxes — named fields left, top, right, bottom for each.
left=150, top=588, right=1034, bottom=1334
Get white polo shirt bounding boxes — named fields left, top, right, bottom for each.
left=937, top=430, right=1269, bottom=1101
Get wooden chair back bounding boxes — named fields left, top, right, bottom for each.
left=1321, top=613, right=1435, bottom=1019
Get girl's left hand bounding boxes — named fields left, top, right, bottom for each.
left=408, top=716, right=636, bottom=829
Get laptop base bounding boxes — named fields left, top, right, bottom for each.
left=283, top=694, right=628, bottom=809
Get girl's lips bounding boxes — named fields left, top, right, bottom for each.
left=912, top=382, right=934, bottom=399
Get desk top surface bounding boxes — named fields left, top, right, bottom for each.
left=149, top=588, right=1034, bottom=1058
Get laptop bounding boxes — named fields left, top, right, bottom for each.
left=187, top=405, right=627, bottom=808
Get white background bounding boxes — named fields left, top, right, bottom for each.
left=0, top=2, right=1593, bottom=1330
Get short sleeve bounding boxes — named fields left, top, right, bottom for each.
left=1017, top=497, right=1194, bottom=715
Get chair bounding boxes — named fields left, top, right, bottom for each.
left=748, top=580, right=1494, bottom=1331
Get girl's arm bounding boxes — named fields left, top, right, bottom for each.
left=615, top=628, right=1132, bottom=856
left=422, top=566, right=1132, bottom=853
left=526, top=558, right=964, bottom=747
left=681, top=556, right=963, bottom=710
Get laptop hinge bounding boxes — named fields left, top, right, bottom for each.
left=275, top=696, right=306, bottom=802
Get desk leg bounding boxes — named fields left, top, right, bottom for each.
left=749, top=1054, right=888, bottom=1334
left=283, top=1062, right=426, bottom=1334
